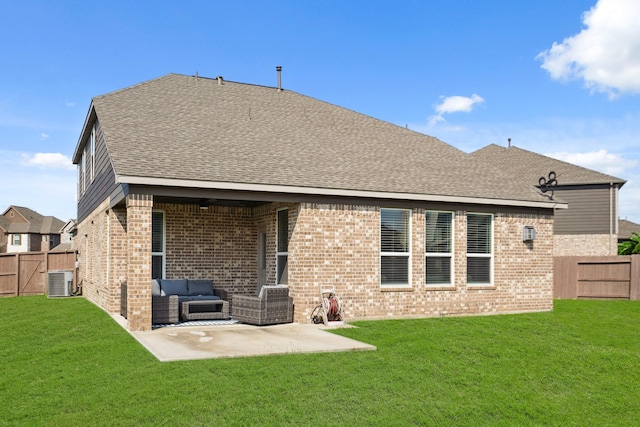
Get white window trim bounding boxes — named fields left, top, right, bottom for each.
left=466, top=212, right=494, bottom=287
left=152, top=210, right=166, bottom=279
left=90, top=124, right=96, bottom=181
left=425, top=210, right=454, bottom=287
left=276, top=208, right=288, bottom=285
left=380, top=208, right=412, bottom=288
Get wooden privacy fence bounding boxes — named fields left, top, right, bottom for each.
left=0, top=251, right=77, bottom=297
left=554, top=255, right=640, bottom=300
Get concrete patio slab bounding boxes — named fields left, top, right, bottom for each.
left=114, top=316, right=376, bottom=361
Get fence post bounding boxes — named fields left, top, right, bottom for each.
left=630, top=255, right=640, bottom=301
left=14, top=253, right=19, bottom=296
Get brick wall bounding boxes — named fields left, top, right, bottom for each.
left=554, top=234, right=617, bottom=256
left=78, top=197, right=554, bottom=329
left=288, top=204, right=554, bottom=323
left=158, top=203, right=259, bottom=297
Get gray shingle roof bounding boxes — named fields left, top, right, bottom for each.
left=470, top=144, right=626, bottom=187
left=80, top=74, right=560, bottom=207
left=619, top=219, right=640, bottom=239
left=0, top=206, right=65, bottom=234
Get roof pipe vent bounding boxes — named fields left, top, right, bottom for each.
left=276, top=66, right=282, bottom=91
left=217, top=76, right=223, bottom=85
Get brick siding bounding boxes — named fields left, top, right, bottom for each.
left=78, top=196, right=554, bottom=330
left=554, top=234, right=617, bottom=256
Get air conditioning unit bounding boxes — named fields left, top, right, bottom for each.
left=523, top=226, right=536, bottom=242
left=48, top=270, right=73, bottom=297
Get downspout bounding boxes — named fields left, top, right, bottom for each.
left=610, top=183, right=613, bottom=254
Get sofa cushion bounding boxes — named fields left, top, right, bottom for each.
left=160, top=279, right=188, bottom=296
left=179, top=295, right=221, bottom=303
left=151, top=279, right=161, bottom=296
left=187, top=279, right=215, bottom=296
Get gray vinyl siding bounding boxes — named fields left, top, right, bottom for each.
left=77, top=119, right=118, bottom=222
left=554, top=185, right=618, bottom=234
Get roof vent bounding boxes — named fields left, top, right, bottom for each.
left=217, top=76, right=224, bottom=85
left=276, top=66, right=282, bottom=91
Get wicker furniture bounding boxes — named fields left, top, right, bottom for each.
left=181, top=299, right=229, bottom=321
left=120, top=282, right=179, bottom=324
left=232, top=285, right=294, bottom=326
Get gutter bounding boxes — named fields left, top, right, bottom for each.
left=116, top=175, right=567, bottom=210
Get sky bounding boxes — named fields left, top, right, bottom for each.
left=1, top=0, right=639, bottom=224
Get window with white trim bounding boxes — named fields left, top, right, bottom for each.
left=380, top=208, right=411, bottom=286
left=276, top=209, right=288, bottom=285
left=90, top=124, right=96, bottom=181
left=12, top=234, right=21, bottom=246
left=425, top=211, right=453, bottom=286
left=467, top=213, right=493, bottom=285
left=151, top=211, right=165, bottom=279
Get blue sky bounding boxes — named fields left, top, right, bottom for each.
left=1, top=0, right=639, bottom=224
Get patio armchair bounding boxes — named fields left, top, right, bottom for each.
left=232, top=285, right=294, bottom=326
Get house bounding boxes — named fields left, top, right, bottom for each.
left=470, top=145, right=626, bottom=256
left=0, top=206, right=65, bottom=253
left=618, top=219, right=640, bottom=243
left=73, top=73, right=566, bottom=331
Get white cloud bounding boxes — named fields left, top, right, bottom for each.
left=427, top=94, right=484, bottom=128
left=40, top=133, right=49, bottom=139
left=65, top=101, right=75, bottom=107
left=544, top=149, right=638, bottom=177
left=21, top=152, right=75, bottom=170
left=537, top=0, right=640, bottom=97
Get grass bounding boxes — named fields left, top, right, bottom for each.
left=1, top=297, right=639, bottom=426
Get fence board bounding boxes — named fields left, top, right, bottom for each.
left=554, top=255, right=639, bottom=300
left=0, top=251, right=77, bottom=297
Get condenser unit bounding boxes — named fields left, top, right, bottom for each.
left=48, top=270, right=73, bottom=297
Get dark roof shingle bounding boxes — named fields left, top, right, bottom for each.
left=78, top=74, right=561, bottom=207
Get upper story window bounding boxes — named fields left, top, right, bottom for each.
left=90, top=124, right=96, bottom=181
left=467, top=213, right=493, bottom=286
left=276, top=208, right=288, bottom=285
left=380, top=208, right=411, bottom=287
left=77, top=123, right=97, bottom=199
left=425, top=211, right=453, bottom=286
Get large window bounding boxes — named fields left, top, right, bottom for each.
left=380, top=208, right=411, bottom=286
left=276, top=209, right=288, bottom=285
left=425, top=211, right=453, bottom=286
left=90, top=124, right=96, bottom=181
left=467, top=213, right=493, bottom=285
left=151, top=211, right=165, bottom=279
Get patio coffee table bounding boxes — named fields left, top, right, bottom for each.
left=181, top=300, right=229, bottom=321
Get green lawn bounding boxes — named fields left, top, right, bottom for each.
left=1, top=297, right=639, bottom=426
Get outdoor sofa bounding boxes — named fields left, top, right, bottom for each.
left=120, top=279, right=228, bottom=324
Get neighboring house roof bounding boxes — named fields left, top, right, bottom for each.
left=470, top=144, right=626, bottom=187
left=0, top=206, right=65, bottom=234
left=74, top=74, right=563, bottom=209
left=618, top=219, right=640, bottom=240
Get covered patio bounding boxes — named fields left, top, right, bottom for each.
left=112, top=188, right=300, bottom=332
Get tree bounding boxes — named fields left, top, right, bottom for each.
left=618, top=232, right=640, bottom=255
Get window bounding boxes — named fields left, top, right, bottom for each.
left=276, top=209, right=288, bottom=285
left=425, top=211, right=453, bottom=286
left=90, top=124, right=96, bottom=181
left=467, top=213, right=493, bottom=285
left=380, top=208, right=411, bottom=286
left=151, top=211, right=165, bottom=279
left=12, top=234, right=21, bottom=245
